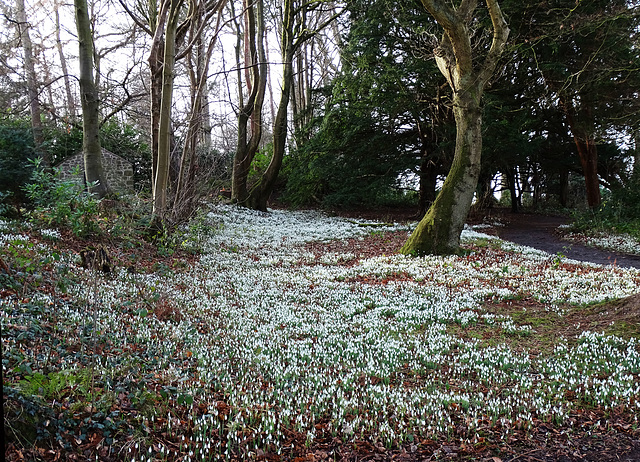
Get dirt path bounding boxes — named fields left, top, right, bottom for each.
left=490, top=212, right=640, bottom=269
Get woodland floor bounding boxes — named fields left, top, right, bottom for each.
left=483, top=211, right=640, bottom=270
left=303, top=207, right=640, bottom=460
left=338, top=205, right=640, bottom=269
left=3, top=205, right=640, bottom=461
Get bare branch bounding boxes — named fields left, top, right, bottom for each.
left=117, top=0, right=153, bottom=35
left=477, top=0, right=510, bottom=87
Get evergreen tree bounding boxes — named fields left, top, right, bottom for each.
left=286, top=0, right=455, bottom=210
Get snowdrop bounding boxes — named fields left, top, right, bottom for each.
left=4, top=205, right=640, bottom=457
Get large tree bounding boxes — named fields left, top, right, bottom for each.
left=74, top=0, right=110, bottom=197
left=231, top=0, right=268, bottom=205
left=153, top=0, right=183, bottom=216
left=507, top=0, right=640, bottom=208
left=284, top=0, right=455, bottom=212
left=243, top=0, right=340, bottom=211
left=400, top=0, right=509, bottom=256
left=120, top=0, right=226, bottom=218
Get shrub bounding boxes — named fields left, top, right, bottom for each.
left=0, top=117, right=35, bottom=203
left=572, top=177, right=640, bottom=239
left=23, top=158, right=101, bottom=238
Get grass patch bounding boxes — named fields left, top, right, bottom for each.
left=457, top=294, right=640, bottom=358
left=569, top=295, right=640, bottom=339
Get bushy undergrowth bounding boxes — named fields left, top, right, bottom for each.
left=15, top=158, right=218, bottom=255
left=0, top=117, right=35, bottom=208
left=572, top=180, right=640, bottom=239
left=23, top=159, right=102, bottom=238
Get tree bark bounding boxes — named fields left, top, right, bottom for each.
left=417, top=151, right=438, bottom=219
left=505, top=167, right=520, bottom=213
left=74, top=0, right=109, bottom=197
left=153, top=0, right=183, bottom=216
left=16, top=0, right=46, bottom=165
left=148, top=0, right=167, bottom=196
left=54, top=0, right=77, bottom=120
left=573, top=135, right=600, bottom=208
left=559, top=168, right=569, bottom=207
left=561, top=99, right=601, bottom=208
left=400, top=0, right=509, bottom=255
left=401, top=89, right=484, bottom=254
left=231, top=0, right=267, bottom=204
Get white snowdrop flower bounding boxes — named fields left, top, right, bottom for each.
left=32, top=204, right=640, bottom=453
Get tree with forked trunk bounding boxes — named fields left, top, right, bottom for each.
left=231, top=0, right=268, bottom=205
left=243, top=0, right=340, bottom=211
left=400, top=0, right=509, bottom=256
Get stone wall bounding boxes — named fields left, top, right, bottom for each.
left=56, top=149, right=134, bottom=194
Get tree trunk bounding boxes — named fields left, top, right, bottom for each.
left=417, top=153, right=437, bottom=219
left=400, top=0, right=509, bottom=256
left=265, top=30, right=276, bottom=123
left=54, top=0, right=76, bottom=120
left=74, top=0, right=109, bottom=197
left=232, top=0, right=267, bottom=204
left=559, top=168, right=569, bottom=207
left=245, top=24, right=294, bottom=212
left=16, top=0, right=46, bottom=165
left=574, top=136, right=601, bottom=208
left=505, top=167, right=520, bottom=213
left=401, top=90, right=483, bottom=255
left=558, top=94, right=601, bottom=208
left=147, top=0, right=167, bottom=196
left=153, top=0, right=183, bottom=216
left=238, top=0, right=340, bottom=211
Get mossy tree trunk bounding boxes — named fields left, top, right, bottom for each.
left=400, top=0, right=509, bottom=256
left=74, top=0, right=110, bottom=197
left=402, top=89, right=483, bottom=254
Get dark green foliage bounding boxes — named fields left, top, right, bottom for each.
left=43, top=123, right=83, bottom=166
left=495, top=0, right=640, bottom=207
left=99, top=119, right=152, bottom=192
left=0, top=116, right=35, bottom=205
left=248, top=143, right=274, bottom=185
left=45, top=120, right=152, bottom=192
left=572, top=163, right=640, bottom=239
left=23, top=158, right=101, bottom=237
left=284, top=0, right=454, bottom=209
left=1, top=117, right=152, bottom=212
left=285, top=107, right=409, bottom=207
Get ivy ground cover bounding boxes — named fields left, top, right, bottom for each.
left=2, top=206, right=640, bottom=461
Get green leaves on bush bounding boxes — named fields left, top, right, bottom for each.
left=23, top=158, right=101, bottom=238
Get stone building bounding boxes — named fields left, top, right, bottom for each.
left=56, top=149, right=134, bottom=194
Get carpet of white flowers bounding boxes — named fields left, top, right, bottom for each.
left=2, top=206, right=640, bottom=460
left=561, top=227, right=640, bottom=256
